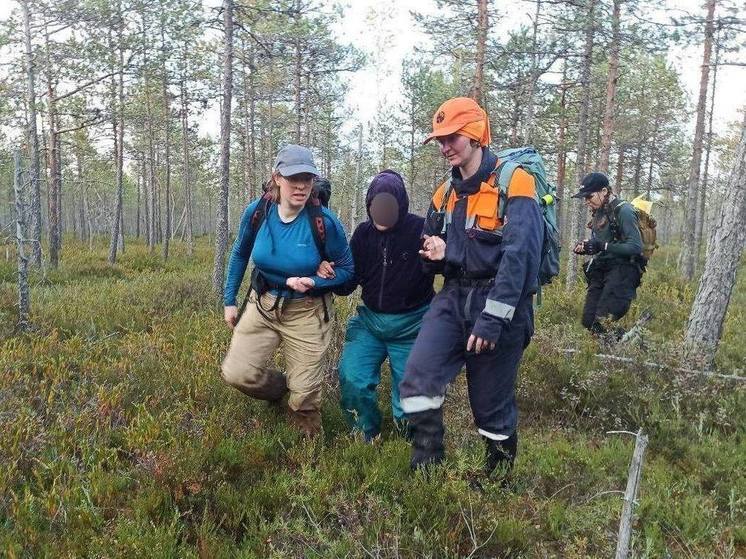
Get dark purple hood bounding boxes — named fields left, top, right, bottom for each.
left=365, top=169, right=409, bottom=226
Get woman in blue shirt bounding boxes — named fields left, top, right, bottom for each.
left=221, top=144, right=353, bottom=437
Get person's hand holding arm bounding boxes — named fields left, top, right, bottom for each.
left=286, top=277, right=316, bottom=293
left=316, top=260, right=336, bottom=279
left=419, top=234, right=446, bottom=261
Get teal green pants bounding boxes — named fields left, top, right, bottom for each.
left=338, top=304, right=429, bottom=439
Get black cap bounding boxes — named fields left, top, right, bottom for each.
left=572, top=172, right=610, bottom=198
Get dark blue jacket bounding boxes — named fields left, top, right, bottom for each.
left=337, top=171, right=435, bottom=314
left=422, top=148, right=543, bottom=343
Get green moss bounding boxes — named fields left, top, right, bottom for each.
left=0, top=237, right=742, bottom=557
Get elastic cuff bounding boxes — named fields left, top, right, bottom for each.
left=401, top=395, right=445, bottom=414
left=478, top=428, right=509, bottom=441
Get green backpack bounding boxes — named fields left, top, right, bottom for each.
left=494, top=146, right=561, bottom=285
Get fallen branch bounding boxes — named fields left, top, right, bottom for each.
left=561, top=348, right=746, bottom=381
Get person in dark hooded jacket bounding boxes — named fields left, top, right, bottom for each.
left=318, top=170, right=435, bottom=440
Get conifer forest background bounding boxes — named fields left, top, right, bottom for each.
left=0, top=0, right=745, bottom=557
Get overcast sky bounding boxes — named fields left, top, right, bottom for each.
left=335, top=0, right=745, bottom=139
left=1, top=0, right=743, bottom=142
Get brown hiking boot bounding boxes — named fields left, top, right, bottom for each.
left=287, top=409, right=323, bottom=438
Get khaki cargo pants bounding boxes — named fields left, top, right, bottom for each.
left=221, top=291, right=333, bottom=414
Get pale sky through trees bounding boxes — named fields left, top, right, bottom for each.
left=334, top=0, right=745, bottom=141
left=1, top=0, right=743, bottom=143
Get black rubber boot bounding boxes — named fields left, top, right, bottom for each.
left=484, top=431, right=517, bottom=477
left=408, top=408, right=445, bottom=470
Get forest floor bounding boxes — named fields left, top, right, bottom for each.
left=0, top=238, right=744, bottom=558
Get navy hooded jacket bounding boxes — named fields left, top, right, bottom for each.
left=422, top=147, right=543, bottom=343
left=336, top=170, right=435, bottom=314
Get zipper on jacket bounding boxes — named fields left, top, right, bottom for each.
left=379, top=238, right=389, bottom=309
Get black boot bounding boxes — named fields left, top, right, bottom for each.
left=408, top=408, right=445, bottom=470
left=484, top=431, right=517, bottom=478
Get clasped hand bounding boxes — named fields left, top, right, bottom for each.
left=286, top=276, right=315, bottom=293
left=419, top=234, right=446, bottom=261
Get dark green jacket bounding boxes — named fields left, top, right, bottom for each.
left=588, top=197, right=643, bottom=265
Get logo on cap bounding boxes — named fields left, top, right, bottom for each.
left=435, top=111, right=445, bottom=124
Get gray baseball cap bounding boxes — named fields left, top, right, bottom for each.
left=273, top=144, right=319, bottom=177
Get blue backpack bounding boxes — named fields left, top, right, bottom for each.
left=494, top=146, right=561, bottom=286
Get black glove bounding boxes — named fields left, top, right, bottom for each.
left=583, top=239, right=606, bottom=255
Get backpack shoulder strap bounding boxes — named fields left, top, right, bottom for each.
left=240, top=193, right=275, bottom=309
left=306, top=196, right=329, bottom=261
left=606, top=198, right=630, bottom=241
left=495, top=160, right=521, bottom=193
left=250, top=193, right=274, bottom=236
left=493, top=160, right=518, bottom=220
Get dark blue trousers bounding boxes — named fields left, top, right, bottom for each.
left=399, top=282, right=533, bottom=439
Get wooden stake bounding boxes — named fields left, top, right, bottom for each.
left=614, top=429, right=648, bottom=559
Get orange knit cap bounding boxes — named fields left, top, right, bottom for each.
left=423, top=97, right=491, bottom=147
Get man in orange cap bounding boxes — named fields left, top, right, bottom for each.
left=399, top=97, right=543, bottom=480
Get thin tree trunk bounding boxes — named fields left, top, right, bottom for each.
left=241, top=37, right=252, bottom=201
left=14, top=150, right=31, bottom=331
left=632, top=141, right=642, bottom=198
left=267, top=95, right=274, bottom=176
left=248, top=45, right=257, bottom=199
left=77, top=151, right=86, bottom=243
left=685, top=111, right=746, bottom=368
left=523, top=0, right=541, bottom=144
left=142, top=9, right=158, bottom=252
left=695, top=31, right=720, bottom=267
left=181, top=52, right=194, bottom=257
left=212, top=0, right=234, bottom=297
left=142, top=157, right=150, bottom=245
left=155, top=150, right=162, bottom=243
left=469, top=0, right=488, bottom=104
left=44, top=27, right=61, bottom=268
left=55, top=124, right=62, bottom=246
left=615, top=146, right=625, bottom=195
left=556, top=69, right=568, bottom=243
left=646, top=115, right=661, bottom=198
left=161, top=20, right=172, bottom=261
left=293, top=0, right=302, bottom=144
left=136, top=159, right=141, bottom=238
left=303, top=72, right=311, bottom=146
left=107, top=98, right=121, bottom=263
left=510, top=96, right=520, bottom=145
left=566, top=0, right=596, bottom=292
left=408, top=104, right=416, bottom=193
left=679, top=0, right=716, bottom=280
left=598, top=0, right=622, bottom=173
left=21, top=0, right=42, bottom=266
left=350, top=125, right=363, bottom=233
left=109, top=7, right=125, bottom=264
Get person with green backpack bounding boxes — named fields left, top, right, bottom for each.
left=572, top=172, right=645, bottom=337
left=398, top=97, right=556, bottom=480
